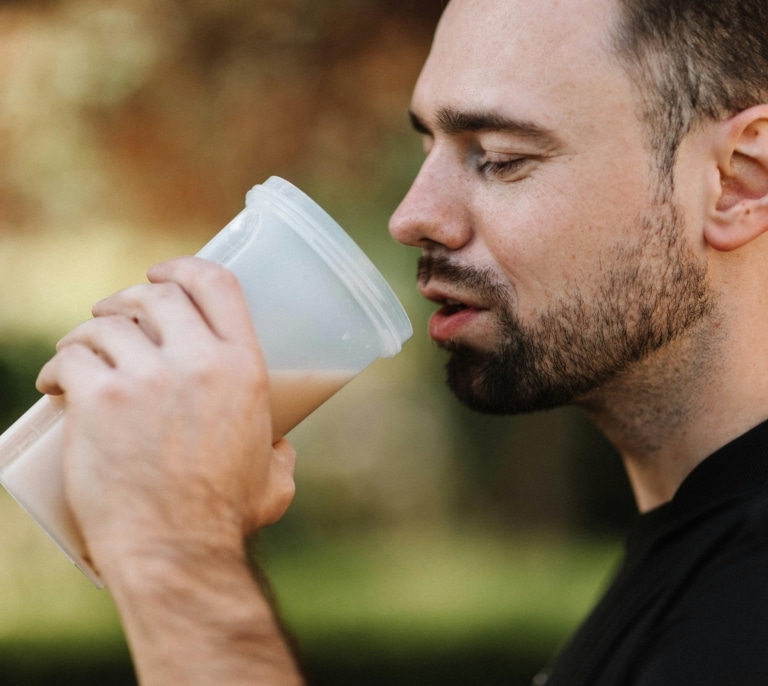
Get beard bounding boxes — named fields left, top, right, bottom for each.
left=418, top=200, right=714, bottom=415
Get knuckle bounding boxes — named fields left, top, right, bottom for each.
left=109, top=359, right=168, bottom=400
left=151, top=281, right=185, bottom=303
left=116, top=283, right=152, bottom=306
left=186, top=359, right=219, bottom=387
left=212, top=344, right=268, bottom=391
left=169, top=350, right=233, bottom=392
left=246, top=357, right=270, bottom=392
left=199, top=261, right=242, bottom=295
left=93, top=375, right=135, bottom=407
left=125, top=281, right=185, bottom=309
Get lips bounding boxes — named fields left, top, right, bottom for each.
left=420, top=286, right=488, bottom=343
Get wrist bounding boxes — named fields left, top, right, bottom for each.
left=104, top=542, right=303, bottom=685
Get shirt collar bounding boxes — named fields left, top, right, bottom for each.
left=624, top=418, right=768, bottom=569
left=670, top=418, right=768, bottom=520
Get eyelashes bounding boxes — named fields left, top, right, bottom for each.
left=478, top=157, right=528, bottom=179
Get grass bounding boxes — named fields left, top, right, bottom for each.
left=266, top=527, right=618, bottom=640
left=262, top=525, right=621, bottom=684
left=0, top=486, right=622, bottom=684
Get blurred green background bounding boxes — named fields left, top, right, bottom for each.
left=0, top=1, right=637, bottom=683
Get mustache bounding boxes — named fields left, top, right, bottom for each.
left=417, top=254, right=509, bottom=305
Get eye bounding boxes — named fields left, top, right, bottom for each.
left=478, top=156, right=528, bottom=179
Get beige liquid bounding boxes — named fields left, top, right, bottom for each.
left=0, top=396, right=100, bottom=583
left=269, top=369, right=354, bottom=440
left=0, top=369, right=355, bottom=586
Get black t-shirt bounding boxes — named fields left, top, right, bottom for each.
left=538, top=420, right=768, bottom=686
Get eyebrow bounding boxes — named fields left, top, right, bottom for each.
left=409, top=107, right=562, bottom=147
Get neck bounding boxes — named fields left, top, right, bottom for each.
left=576, top=312, right=767, bottom=512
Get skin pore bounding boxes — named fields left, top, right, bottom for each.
left=389, top=0, right=768, bottom=511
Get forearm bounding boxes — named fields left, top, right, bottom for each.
left=105, top=546, right=304, bottom=686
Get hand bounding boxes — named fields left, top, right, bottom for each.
left=37, top=256, right=303, bottom=684
left=36, top=256, right=297, bottom=577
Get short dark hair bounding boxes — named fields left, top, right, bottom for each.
left=611, top=0, right=768, bottom=181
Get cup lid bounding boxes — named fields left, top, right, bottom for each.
left=246, top=177, right=412, bottom=357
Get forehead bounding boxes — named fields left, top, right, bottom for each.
left=413, top=0, right=630, bottom=133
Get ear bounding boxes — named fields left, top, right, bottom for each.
left=705, top=105, right=768, bottom=252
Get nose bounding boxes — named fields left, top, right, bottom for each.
left=388, top=154, right=471, bottom=251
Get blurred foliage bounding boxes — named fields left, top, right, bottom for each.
left=0, top=491, right=621, bottom=684
left=0, top=0, right=635, bottom=537
left=0, top=1, right=636, bottom=683
left=262, top=527, right=621, bottom=685
left=0, top=337, right=50, bottom=431
left=0, top=0, right=443, bottom=234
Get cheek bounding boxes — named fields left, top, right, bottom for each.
left=475, top=190, right=584, bottom=289
left=474, top=188, right=645, bottom=318
left=465, top=149, right=658, bottom=306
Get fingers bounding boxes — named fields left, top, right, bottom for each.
left=92, top=281, right=211, bottom=349
left=90, top=257, right=259, bottom=357
left=36, top=343, right=109, bottom=395
left=41, top=257, right=263, bottom=400
left=146, top=257, right=257, bottom=343
left=36, top=256, right=296, bottom=543
left=56, top=315, right=156, bottom=365
left=37, top=309, right=171, bottom=395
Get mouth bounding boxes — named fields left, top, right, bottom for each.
left=439, top=298, right=472, bottom=316
left=421, top=288, right=490, bottom=343
left=416, top=255, right=505, bottom=345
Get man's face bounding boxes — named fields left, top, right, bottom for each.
left=389, top=0, right=713, bottom=414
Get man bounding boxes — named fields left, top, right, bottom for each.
left=388, top=0, right=768, bottom=683
left=35, top=0, right=768, bottom=684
